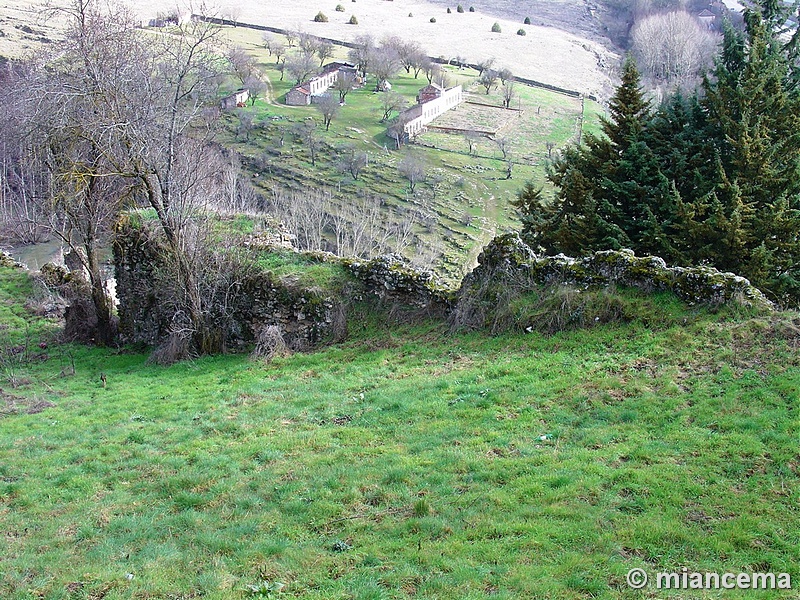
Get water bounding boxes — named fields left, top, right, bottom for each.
left=4, top=240, right=118, bottom=306
left=5, top=239, right=65, bottom=270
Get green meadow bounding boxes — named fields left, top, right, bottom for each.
left=2, top=262, right=799, bottom=599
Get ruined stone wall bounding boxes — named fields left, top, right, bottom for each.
left=113, top=222, right=774, bottom=352
left=453, top=233, right=773, bottom=330
left=344, top=253, right=453, bottom=315
left=112, top=221, right=451, bottom=352
left=113, top=219, right=342, bottom=352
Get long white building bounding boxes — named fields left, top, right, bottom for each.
left=403, top=84, right=463, bottom=137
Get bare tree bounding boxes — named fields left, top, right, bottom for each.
left=371, top=46, right=401, bottom=91
left=464, top=130, right=481, bottom=155
left=245, top=76, right=268, bottom=106
left=285, top=52, right=317, bottom=84
left=11, top=1, right=151, bottom=345
left=388, top=38, right=423, bottom=75
left=338, top=145, right=368, bottom=180
left=298, top=31, right=320, bottom=56
left=477, top=57, right=496, bottom=74
left=426, top=62, right=442, bottom=84
left=272, top=40, right=287, bottom=64
left=269, top=187, right=332, bottom=251
left=498, top=68, right=513, bottom=85
left=399, top=153, right=426, bottom=193
left=316, top=40, right=334, bottom=67
left=30, top=1, right=235, bottom=354
left=227, top=47, right=256, bottom=86
left=294, top=121, right=322, bottom=165
left=347, top=34, right=375, bottom=78
left=379, top=90, right=408, bottom=122
left=631, top=11, right=718, bottom=87
left=479, top=69, right=498, bottom=94
left=495, top=136, right=511, bottom=160
left=333, top=71, right=355, bottom=104
left=285, top=30, right=298, bottom=48
left=388, top=112, right=412, bottom=149
left=414, top=54, right=431, bottom=79
left=236, top=110, right=255, bottom=141
left=502, top=79, right=517, bottom=109
left=316, top=94, right=340, bottom=130
left=262, top=32, right=274, bottom=54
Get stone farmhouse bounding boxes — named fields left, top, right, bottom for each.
left=402, top=84, right=463, bottom=137
left=286, top=62, right=360, bottom=106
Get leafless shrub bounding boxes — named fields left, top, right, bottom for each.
left=251, top=324, right=290, bottom=361
left=148, top=327, right=194, bottom=366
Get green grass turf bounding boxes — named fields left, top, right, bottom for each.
left=1, top=265, right=799, bottom=599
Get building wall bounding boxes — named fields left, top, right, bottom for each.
left=286, top=88, right=311, bottom=106
left=404, top=85, right=463, bottom=136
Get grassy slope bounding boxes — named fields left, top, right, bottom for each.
left=218, top=26, right=602, bottom=279
left=2, top=265, right=799, bottom=599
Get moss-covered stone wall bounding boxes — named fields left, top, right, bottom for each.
left=113, top=224, right=773, bottom=352
left=454, top=233, right=773, bottom=327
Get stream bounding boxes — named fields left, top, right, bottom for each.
left=3, top=240, right=118, bottom=306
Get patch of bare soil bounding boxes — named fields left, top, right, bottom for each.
left=0, top=388, right=56, bottom=417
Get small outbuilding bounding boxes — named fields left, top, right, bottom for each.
left=286, top=85, right=312, bottom=106
left=220, top=88, right=250, bottom=109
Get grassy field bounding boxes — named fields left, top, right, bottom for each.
left=2, top=262, right=800, bottom=599
left=216, top=25, right=602, bottom=279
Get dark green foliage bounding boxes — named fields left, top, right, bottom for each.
left=469, top=6, right=475, bottom=11
left=519, top=13, right=800, bottom=305
left=447, top=7, right=451, bottom=13
left=524, top=16, right=531, bottom=24
left=313, top=11, right=328, bottom=22
left=430, top=17, right=436, bottom=23
left=457, top=4, right=464, bottom=12
left=491, top=22, right=501, bottom=33
left=517, top=28, right=526, bottom=36
left=348, top=14, right=358, bottom=24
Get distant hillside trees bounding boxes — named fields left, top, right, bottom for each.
left=631, top=11, right=718, bottom=88
left=515, top=8, right=800, bottom=304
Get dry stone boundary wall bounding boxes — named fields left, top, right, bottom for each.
left=111, top=226, right=773, bottom=352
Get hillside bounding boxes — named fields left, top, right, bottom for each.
left=1, top=0, right=616, bottom=98
left=215, top=24, right=605, bottom=279
left=2, top=260, right=799, bottom=598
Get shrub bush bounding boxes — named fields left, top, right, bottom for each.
left=348, top=14, right=358, bottom=23
left=524, top=16, right=531, bottom=24
left=491, top=22, right=501, bottom=32
left=517, top=28, right=526, bottom=35
left=430, top=16, right=437, bottom=22
left=409, top=12, right=413, bottom=16
left=314, top=11, right=328, bottom=22
left=457, top=4, right=464, bottom=12
left=469, top=6, right=475, bottom=11
left=447, top=7, right=451, bottom=13
left=335, top=4, right=345, bottom=11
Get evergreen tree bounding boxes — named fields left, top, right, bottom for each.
left=514, top=9, right=800, bottom=303
left=529, top=57, right=668, bottom=255
left=702, top=9, right=800, bottom=301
